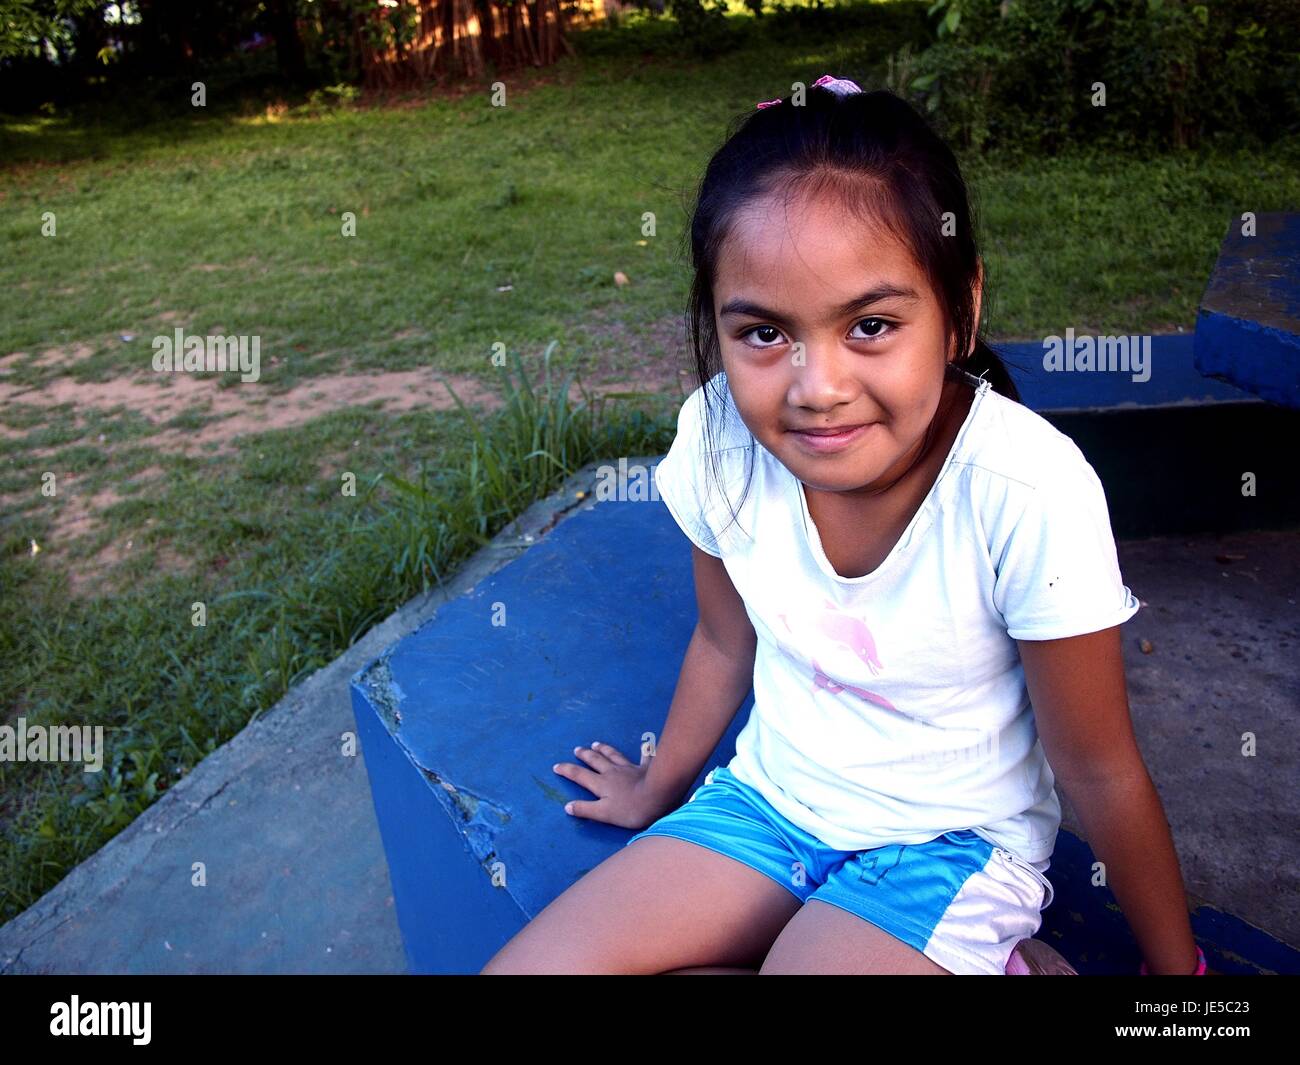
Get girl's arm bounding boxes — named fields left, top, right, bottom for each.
left=1018, top=626, right=1203, bottom=975
left=642, top=545, right=759, bottom=810
left=556, top=545, right=755, bottom=827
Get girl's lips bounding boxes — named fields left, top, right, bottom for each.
left=788, top=423, right=872, bottom=453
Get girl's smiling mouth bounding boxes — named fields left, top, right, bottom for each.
left=788, top=422, right=873, bottom=453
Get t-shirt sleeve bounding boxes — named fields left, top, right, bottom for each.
left=653, top=385, right=725, bottom=558
left=992, top=450, right=1141, bottom=641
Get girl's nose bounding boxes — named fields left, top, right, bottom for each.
left=786, top=340, right=859, bottom=412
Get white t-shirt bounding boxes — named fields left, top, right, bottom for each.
left=652, top=367, right=1141, bottom=866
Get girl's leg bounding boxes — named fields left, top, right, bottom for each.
left=480, top=835, right=803, bottom=974
left=761, top=833, right=1048, bottom=974
left=759, top=899, right=952, bottom=974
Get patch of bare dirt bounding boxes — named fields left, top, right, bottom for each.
left=45, top=477, right=122, bottom=541
left=0, top=341, right=99, bottom=374
left=4, top=317, right=697, bottom=597
left=578, top=307, right=697, bottom=395
left=50, top=484, right=173, bottom=598
left=20, top=465, right=172, bottom=599
left=0, top=341, right=691, bottom=459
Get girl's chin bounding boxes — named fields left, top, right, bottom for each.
left=789, top=458, right=893, bottom=495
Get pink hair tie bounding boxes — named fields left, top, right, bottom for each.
left=812, top=73, right=863, bottom=95
left=755, top=73, right=863, bottom=110
left=1140, top=945, right=1208, bottom=975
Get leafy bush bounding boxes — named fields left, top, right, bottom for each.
left=901, top=0, right=1300, bottom=154
left=668, top=0, right=739, bottom=57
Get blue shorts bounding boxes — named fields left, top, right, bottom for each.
left=625, top=764, right=1055, bottom=975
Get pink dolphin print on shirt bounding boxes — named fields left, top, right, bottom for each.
left=810, top=658, right=900, bottom=713
left=776, top=598, right=900, bottom=714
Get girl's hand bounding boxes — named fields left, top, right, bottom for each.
left=552, top=741, right=670, bottom=830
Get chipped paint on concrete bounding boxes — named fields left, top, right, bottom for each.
left=357, top=654, right=405, bottom=734
left=418, top=766, right=510, bottom=865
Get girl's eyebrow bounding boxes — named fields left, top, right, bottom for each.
left=718, top=284, right=922, bottom=323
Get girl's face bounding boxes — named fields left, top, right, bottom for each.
left=713, top=188, right=978, bottom=498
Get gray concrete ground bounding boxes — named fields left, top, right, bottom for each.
left=1, top=462, right=1296, bottom=973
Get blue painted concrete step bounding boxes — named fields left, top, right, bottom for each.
left=990, top=334, right=1299, bottom=538
left=993, top=334, right=1256, bottom=413
left=1192, top=212, right=1300, bottom=409
left=350, top=493, right=1299, bottom=974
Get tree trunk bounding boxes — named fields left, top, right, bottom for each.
left=266, top=0, right=309, bottom=84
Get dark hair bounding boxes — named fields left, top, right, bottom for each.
left=679, top=83, right=1026, bottom=548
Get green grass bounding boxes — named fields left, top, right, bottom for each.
left=0, top=348, right=672, bottom=921
left=3, top=3, right=1300, bottom=921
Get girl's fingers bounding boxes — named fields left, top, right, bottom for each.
left=572, top=743, right=614, bottom=771
left=590, top=741, right=633, bottom=767
left=564, top=798, right=601, bottom=821
left=552, top=760, right=603, bottom=797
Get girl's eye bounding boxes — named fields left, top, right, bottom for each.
left=739, top=318, right=894, bottom=349
left=740, top=324, right=786, bottom=349
left=852, top=317, right=893, bottom=341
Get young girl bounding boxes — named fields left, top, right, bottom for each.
left=481, top=77, right=1207, bottom=976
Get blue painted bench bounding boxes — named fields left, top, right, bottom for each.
left=350, top=474, right=1298, bottom=974
left=1193, top=212, right=1300, bottom=409
left=351, top=496, right=746, bottom=974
